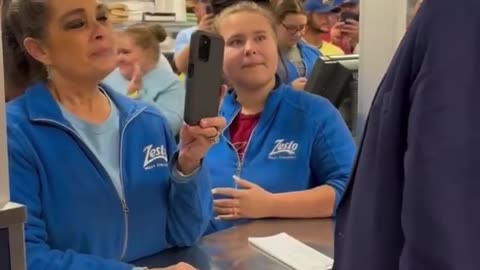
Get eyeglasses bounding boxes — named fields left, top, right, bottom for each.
left=281, top=23, right=306, bottom=34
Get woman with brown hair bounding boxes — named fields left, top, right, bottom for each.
left=4, top=0, right=225, bottom=269
left=274, top=0, right=320, bottom=90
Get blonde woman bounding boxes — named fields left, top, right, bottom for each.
left=204, top=1, right=356, bottom=234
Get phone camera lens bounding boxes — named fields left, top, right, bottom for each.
left=199, top=35, right=211, bottom=62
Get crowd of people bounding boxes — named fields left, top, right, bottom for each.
left=3, top=0, right=359, bottom=269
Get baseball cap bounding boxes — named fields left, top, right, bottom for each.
left=304, top=0, right=341, bottom=13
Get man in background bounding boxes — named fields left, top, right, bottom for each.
left=303, top=0, right=345, bottom=56
left=329, top=0, right=359, bottom=54
left=339, top=0, right=359, bottom=14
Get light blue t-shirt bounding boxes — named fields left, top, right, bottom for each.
left=59, top=94, right=123, bottom=200
left=174, top=26, right=197, bottom=55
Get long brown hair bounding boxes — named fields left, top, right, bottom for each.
left=3, top=0, right=50, bottom=101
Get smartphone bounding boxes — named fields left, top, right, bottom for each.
left=340, top=11, right=359, bottom=24
left=184, top=30, right=225, bottom=125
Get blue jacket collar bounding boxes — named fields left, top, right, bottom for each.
left=220, top=77, right=286, bottom=126
left=24, top=82, right=146, bottom=124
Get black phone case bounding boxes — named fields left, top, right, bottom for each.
left=184, top=30, right=225, bottom=125
left=341, top=12, right=359, bottom=23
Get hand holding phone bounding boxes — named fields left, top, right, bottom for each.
left=340, top=11, right=359, bottom=24
left=198, top=14, right=215, bottom=32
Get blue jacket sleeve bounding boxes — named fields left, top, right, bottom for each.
left=7, top=125, right=134, bottom=270
left=164, top=122, right=213, bottom=247
left=310, top=101, right=356, bottom=213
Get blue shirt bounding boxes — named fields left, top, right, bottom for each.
left=59, top=93, right=123, bottom=200
left=174, top=26, right=197, bottom=55
left=103, top=66, right=185, bottom=135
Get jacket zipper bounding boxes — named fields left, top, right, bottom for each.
left=35, top=108, right=145, bottom=261
left=118, top=108, right=145, bottom=260
left=223, top=109, right=258, bottom=187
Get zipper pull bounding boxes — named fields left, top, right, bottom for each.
left=121, top=199, right=129, bottom=214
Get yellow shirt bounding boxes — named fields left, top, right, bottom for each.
left=319, top=41, right=345, bottom=56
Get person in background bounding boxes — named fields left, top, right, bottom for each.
left=174, top=0, right=213, bottom=74
left=104, top=24, right=185, bottom=135
left=4, top=0, right=225, bottom=269
left=275, top=0, right=320, bottom=90
left=204, top=1, right=356, bottom=234
left=339, top=0, right=359, bottom=14
left=146, top=23, right=176, bottom=74
left=328, top=0, right=359, bottom=54
left=334, top=0, right=480, bottom=269
left=303, top=0, right=345, bottom=56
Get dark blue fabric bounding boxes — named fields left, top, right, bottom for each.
left=334, top=0, right=480, bottom=269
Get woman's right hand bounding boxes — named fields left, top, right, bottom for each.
left=151, top=262, right=198, bottom=270
left=127, top=64, right=143, bottom=96
left=291, top=77, right=307, bottom=91
left=198, top=14, right=215, bottom=32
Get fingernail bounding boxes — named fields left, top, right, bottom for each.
left=211, top=189, right=217, bottom=194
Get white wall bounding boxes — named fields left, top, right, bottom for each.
left=0, top=26, right=9, bottom=208
left=356, top=0, right=408, bottom=137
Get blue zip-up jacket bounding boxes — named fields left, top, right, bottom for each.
left=7, top=83, right=212, bottom=270
left=334, top=1, right=480, bottom=269
left=204, top=82, right=355, bottom=233
left=278, top=41, right=320, bottom=84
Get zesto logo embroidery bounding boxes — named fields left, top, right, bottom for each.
left=143, top=144, right=168, bottom=170
left=268, top=139, right=298, bottom=159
